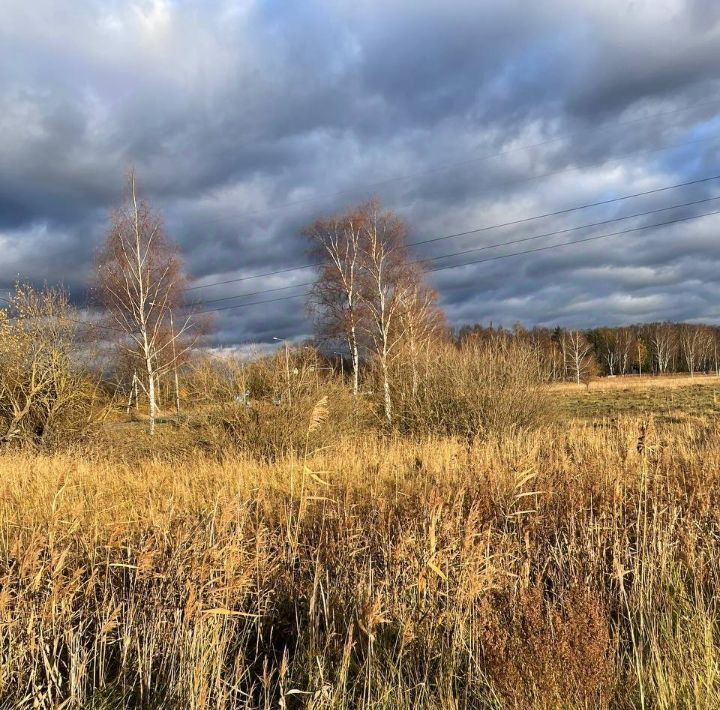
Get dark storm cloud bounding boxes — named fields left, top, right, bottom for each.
left=2, top=0, right=720, bottom=345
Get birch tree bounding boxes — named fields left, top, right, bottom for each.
left=307, top=200, right=441, bottom=422
left=681, top=324, right=713, bottom=376
left=397, top=284, right=446, bottom=398
left=648, top=324, right=675, bottom=374
left=593, top=328, right=618, bottom=376
left=305, top=209, right=366, bottom=395
left=566, top=329, right=594, bottom=385
left=680, top=324, right=702, bottom=377
left=95, top=171, right=193, bottom=433
left=359, top=200, right=418, bottom=424
left=616, top=327, right=634, bottom=375
left=712, top=329, right=720, bottom=376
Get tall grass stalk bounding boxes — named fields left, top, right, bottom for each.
left=1, top=417, right=720, bottom=707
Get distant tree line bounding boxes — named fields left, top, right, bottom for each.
left=456, top=322, right=720, bottom=382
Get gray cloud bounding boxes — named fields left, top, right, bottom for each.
left=2, top=0, right=720, bottom=345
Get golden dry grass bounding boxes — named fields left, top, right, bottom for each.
left=551, top=372, right=720, bottom=392
left=2, top=411, right=720, bottom=708
left=554, top=374, right=720, bottom=424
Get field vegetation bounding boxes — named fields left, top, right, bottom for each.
left=1, top=341, right=720, bottom=708
left=2, top=181, right=720, bottom=708
left=555, top=374, right=720, bottom=422
left=2, top=388, right=720, bottom=708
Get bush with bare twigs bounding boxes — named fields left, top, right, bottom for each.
left=393, top=335, right=548, bottom=436
left=0, top=285, right=105, bottom=448
left=177, top=349, right=372, bottom=459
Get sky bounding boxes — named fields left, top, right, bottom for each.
left=2, top=0, right=720, bottom=347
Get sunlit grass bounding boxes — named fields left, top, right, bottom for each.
left=555, top=374, right=720, bottom=422
left=2, top=409, right=720, bottom=707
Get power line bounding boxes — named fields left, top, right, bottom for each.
left=187, top=281, right=311, bottom=307
left=194, top=292, right=312, bottom=314
left=184, top=182, right=720, bottom=308
left=185, top=133, right=720, bottom=293
left=410, top=172, right=720, bottom=248
left=429, top=208, right=720, bottom=275
left=6, top=207, right=719, bottom=337
left=189, top=207, right=720, bottom=316
left=178, top=97, right=720, bottom=229
left=422, top=193, right=720, bottom=266
left=7, top=100, right=720, bottom=334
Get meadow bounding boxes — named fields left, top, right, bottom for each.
left=2, top=375, right=720, bottom=708
left=555, top=373, right=720, bottom=421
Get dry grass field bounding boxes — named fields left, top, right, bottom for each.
left=554, top=373, right=720, bottom=422
left=0, top=375, right=719, bottom=708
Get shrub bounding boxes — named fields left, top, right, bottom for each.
left=394, top=335, right=548, bottom=437
left=0, top=285, right=104, bottom=448
left=190, top=382, right=374, bottom=460
left=482, top=584, right=615, bottom=708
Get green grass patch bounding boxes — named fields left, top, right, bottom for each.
left=555, top=383, right=720, bottom=422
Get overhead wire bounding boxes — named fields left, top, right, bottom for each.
left=183, top=182, right=720, bottom=309
left=178, top=97, right=720, bottom=230
left=6, top=99, right=720, bottom=339
left=189, top=207, right=720, bottom=316
left=185, top=133, right=720, bottom=292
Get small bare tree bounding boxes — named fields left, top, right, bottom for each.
left=594, top=328, right=619, bottom=376
left=305, top=209, right=367, bottom=395
left=616, top=327, right=634, bottom=375
left=0, top=285, right=99, bottom=446
left=712, top=329, right=720, bottom=376
left=680, top=324, right=700, bottom=377
left=680, top=324, right=713, bottom=376
left=359, top=201, right=417, bottom=424
left=95, top=171, right=193, bottom=433
left=397, top=284, right=446, bottom=398
left=566, top=330, right=595, bottom=385
left=648, top=323, right=675, bottom=374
